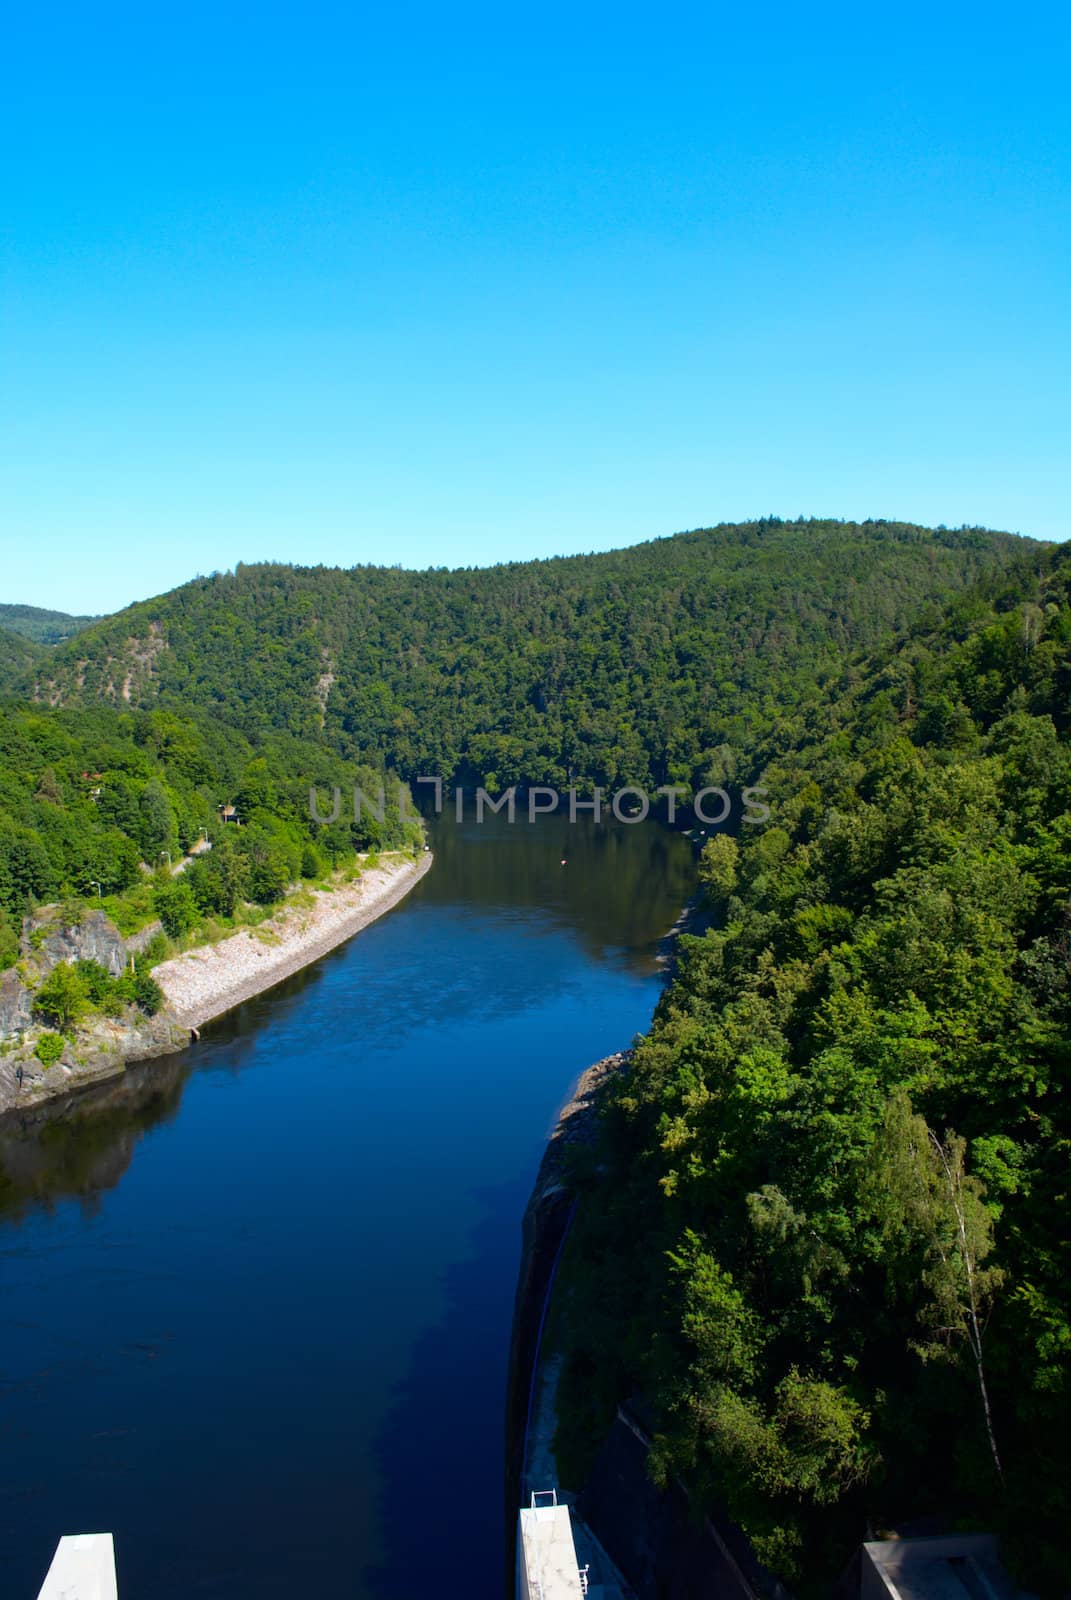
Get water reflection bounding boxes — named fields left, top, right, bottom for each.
left=0, top=1059, right=190, bottom=1225
left=422, top=813, right=696, bottom=968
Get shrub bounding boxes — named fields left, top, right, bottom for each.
left=142, top=932, right=169, bottom=966
left=133, top=973, right=163, bottom=1015
left=34, top=1032, right=64, bottom=1066
left=74, top=958, right=115, bottom=1005
left=108, top=966, right=163, bottom=1016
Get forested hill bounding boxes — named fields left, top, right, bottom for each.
left=0, top=603, right=100, bottom=645
left=0, top=606, right=103, bottom=697
left=0, top=624, right=43, bottom=689
left=27, top=520, right=1043, bottom=789
left=554, top=538, right=1071, bottom=1592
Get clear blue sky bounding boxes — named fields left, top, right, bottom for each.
left=2, top=2, right=1068, bottom=615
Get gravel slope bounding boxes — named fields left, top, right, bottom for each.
left=154, top=853, right=433, bottom=1029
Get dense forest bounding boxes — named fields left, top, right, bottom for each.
left=0, top=624, right=42, bottom=690
left=553, top=540, right=1071, bottom=1591
left=0, top=703, right=420, bottom=968
left=23, top=520, right=1041, bottom=793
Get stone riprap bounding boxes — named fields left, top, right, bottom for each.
left=154, top=852, right=432, bottom=1030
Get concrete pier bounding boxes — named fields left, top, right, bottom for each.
left=36, top=1534, right=117, bottom=1600
left=518, top=1493, right=586, bottom=1600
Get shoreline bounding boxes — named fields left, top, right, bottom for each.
left=154, top=851, right=433, bottom=1030
left=505, top=1051, right=631, bottom=1595
left=505, top=893, right=776, bottom=1600
left=505, top=897, right=704, bottom=1584
left=0, top=852, right=432, bottom=1122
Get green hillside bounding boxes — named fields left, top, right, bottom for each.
left=0, top=603, right=102, bottom=695
left=28, top=520, right=1041, bottom=790
left=0, top=602, right=101, bottom=645
left=0, top=625, right=43, bottom=692
left=553, top=540, right=1071, bottom=1592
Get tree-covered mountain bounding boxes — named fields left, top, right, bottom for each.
left=553, top=540, right=1071, bottom=1592
left=26, top=520, right=1042, bottom=791
left=0, top=602, right=101, bottom=645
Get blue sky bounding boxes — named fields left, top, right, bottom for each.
left=2, top=2, right=1068, bottom=614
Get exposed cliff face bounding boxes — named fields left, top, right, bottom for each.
left=19, top=905, right=150, bottom=983
left=0, top=970, right=31, bottom=1035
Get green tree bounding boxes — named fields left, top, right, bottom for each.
left=153, top=878, right=198, bottom=938
left=698, top=833, right=738, bottom=902
left=137, top=779, right=177, bottom=863
left=0, top=909, right=18, bottom=971
left=33, top=962, right=90, bottom=1031
left=869, top=1093, right=1005, bottom=1479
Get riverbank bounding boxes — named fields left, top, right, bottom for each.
left=507, top=1044, right=776, bottom=1600
left=0, top=852, right=432, bottom=1121
left=506, top=896, right=704, bottom=1524
left=505, top=1050, right=634, bottom=1596
left=154, top=851, right=433, bottom=1029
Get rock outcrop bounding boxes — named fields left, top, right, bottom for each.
left=0, top=1008, right=189, bottom=1119
left=0, top=970, right=32, bottom=1035
left=21, top=906, right=130, bottom=980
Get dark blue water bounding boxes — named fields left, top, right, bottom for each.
left=0, top=813, right=695, bottom=1597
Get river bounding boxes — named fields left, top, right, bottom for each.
left=0, top=811, right=696, bottom=1598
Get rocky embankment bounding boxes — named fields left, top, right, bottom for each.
left=154, top=852, right=432, bottom=1029
left=0, top=909, right=187, bottom=1118
left=0, top=852, right=432, bottom=1119
left=505, top=1051, right=629, bottom=1547
left=507, top=1046, right=782, bottom=1600
left=524, top=1049, right=628, bottom=1220
left=0, top=1006, right=189, bottom=1121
